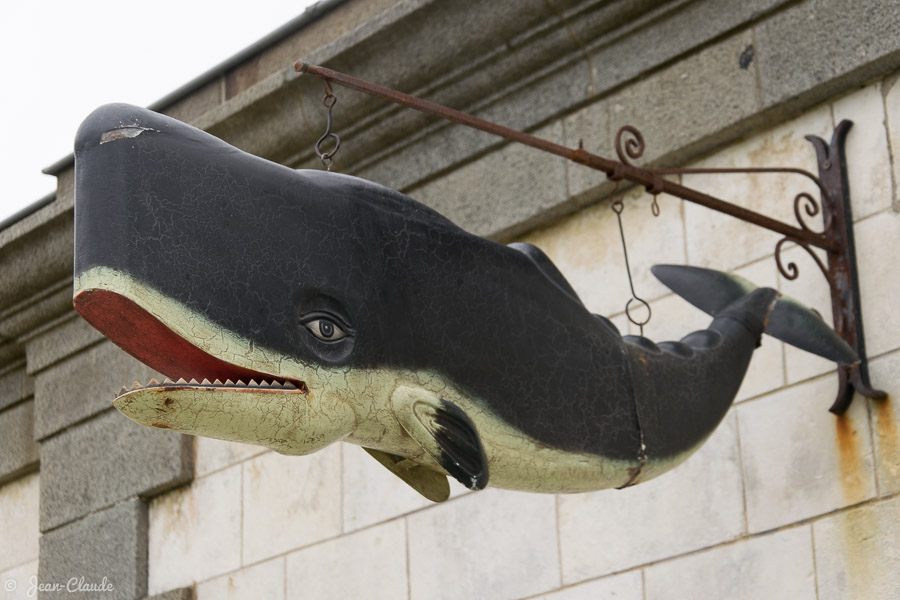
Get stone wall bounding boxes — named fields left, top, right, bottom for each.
left=2, top=1, right=900, bottom=599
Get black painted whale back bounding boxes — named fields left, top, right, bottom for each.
left=75, top=104, right=642, bottom=461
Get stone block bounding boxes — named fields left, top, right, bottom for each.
left=24, top=314, right=104, bottom=375
left=148, top=465, right=241, bottom=595
left=643, top=526, right=817, bottom=600
left=408, top=121, right=568, bottom=239
left=531, top=571, right=643, bottom=600
left=0, top=400, right=39, bottom=485
left=755, top=0, right=900, bottom=114
left=408, top=488, right=559, bottom=600
left=40, top=410, right=192, bottom=531
left=558, top=411, right=744, bottom=584
left=588, top=0, right=789, bottom=103
left=813, top=494, right=900, bottom=600
left=640, top=292, right=710, bottom=348
left=867, top=352, right=900, bottom=495
left=732, top=258, right=785, bottom=402
left=194, top=437, right=265, bottom=478
left=609, top=30, right=760, bottom=168
left=776, top=244, right=835, bottom=385
left=0, top=559, right=38, bottom=600
left=195, top=558, right=282, bottom=600
left=39, top=499, right=148, bottom=600
left=737, top=375, right=876, bottom=534
left=146, top=589, right=194, bottom=600
left=285, top=520, right=406, bottom=600
left=682, top=104, right=834, bottom=272
left=241, top=448, right=342, bottom=564
left=0, top=473, right=40, bottom=572
left=520, top=186, right=685, bottom=317
left=0, top=365, right=32, bottom=411
left=0, top=211, right=73, bottom=315
left=885, top=75, right=900, bottom=211
left=0, top=282, right=71, bottom=348
left=832, top=83, right=893, bottom=221
left=33, top=341, right=162, bottom=440
left=853, top=211, right=900, bottom=358
left=342, top=443, right=431, bottom=532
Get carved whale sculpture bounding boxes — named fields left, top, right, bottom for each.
left=72, top=104, right=858, bottom=501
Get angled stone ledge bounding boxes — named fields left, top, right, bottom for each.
left=33, top=341, right=160, bottom=441
left=39, top=499, right=148, bottom=600
left=0, top=399, right=39, bottom=486
left=144, top=587, right=194, bottom=600
left=40, top=410, right=192, bottom=532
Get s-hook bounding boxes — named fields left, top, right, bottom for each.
left=315, top=80, right=341, bottom=170
left=609, top=182, right=652, bottom=336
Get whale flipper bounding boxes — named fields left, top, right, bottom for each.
left=652, top=264, right=859, bottom=365
left=363, top=448, right=451, bottom=502
left=391, top=386, right=490, bottom=490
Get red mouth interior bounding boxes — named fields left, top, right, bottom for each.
left=75, top=289, right=297, bottom=385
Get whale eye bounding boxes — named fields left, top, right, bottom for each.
left=305, top=318, right=347, bottom=342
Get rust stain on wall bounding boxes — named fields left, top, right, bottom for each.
left=873, top=397, right=898, bottom=485
left=832, top=413, right=873, bottom=599
left=834, top=414, right=865, bottom=503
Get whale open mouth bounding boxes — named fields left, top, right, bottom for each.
left=73, top=287, right=308, bottom=403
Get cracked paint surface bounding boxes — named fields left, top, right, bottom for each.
left=70, top=103, right=850, bottom=500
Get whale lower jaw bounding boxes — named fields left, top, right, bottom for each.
left=74, top=266, right=307, bottom=383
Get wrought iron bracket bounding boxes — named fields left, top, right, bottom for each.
left=294, top=62, right=887, bottom=414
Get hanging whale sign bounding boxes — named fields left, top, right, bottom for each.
left=72, top=104, right=858, bottom=502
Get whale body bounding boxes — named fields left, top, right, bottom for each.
left=72, top=104, right=857, bottom=501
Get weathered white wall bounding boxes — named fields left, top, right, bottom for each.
left=0, top=473, right=39, bottom=600
left=136, top=78, right=900, bottom=600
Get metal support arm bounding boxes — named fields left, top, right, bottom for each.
left=294, top=61, right=886, bottom=413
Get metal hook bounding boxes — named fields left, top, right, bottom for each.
left=315, top=80, right=341, bottom=170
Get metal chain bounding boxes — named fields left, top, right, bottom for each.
left=315, top=80, right=341, bottom=170
left=609, top=184, right=652, bottom=336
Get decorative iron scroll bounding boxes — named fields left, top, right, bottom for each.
left=294, top=62, right=886, bottom=414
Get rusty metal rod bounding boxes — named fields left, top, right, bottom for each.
left=294, top=61, right=838, bottom=252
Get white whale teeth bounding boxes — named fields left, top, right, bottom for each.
left=225, top=379, right=235, bottom=387
left=248, top=379, right=259, bottom=387
left=213, top=379, right=223, bottom=386
left=118, top=386, right=128, bottom=397
left=188, top=378, right=199, bottom=385
left=283, top=381, right=297, bottom=389
left=271, top=381, right=283, bottom=389
left=148, top=378, right=159, bottom=386
left=176, top=378, right=187, bottom=385
left=201, top=378, right=211, bottom=386
left=131, top=381, right=142, bottom=390
left=163, top=377, right=175, bottom=384
left=235, top=380, right=246, bottom=387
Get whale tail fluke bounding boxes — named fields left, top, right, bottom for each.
left=651, top=264, right=859, bottom=366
